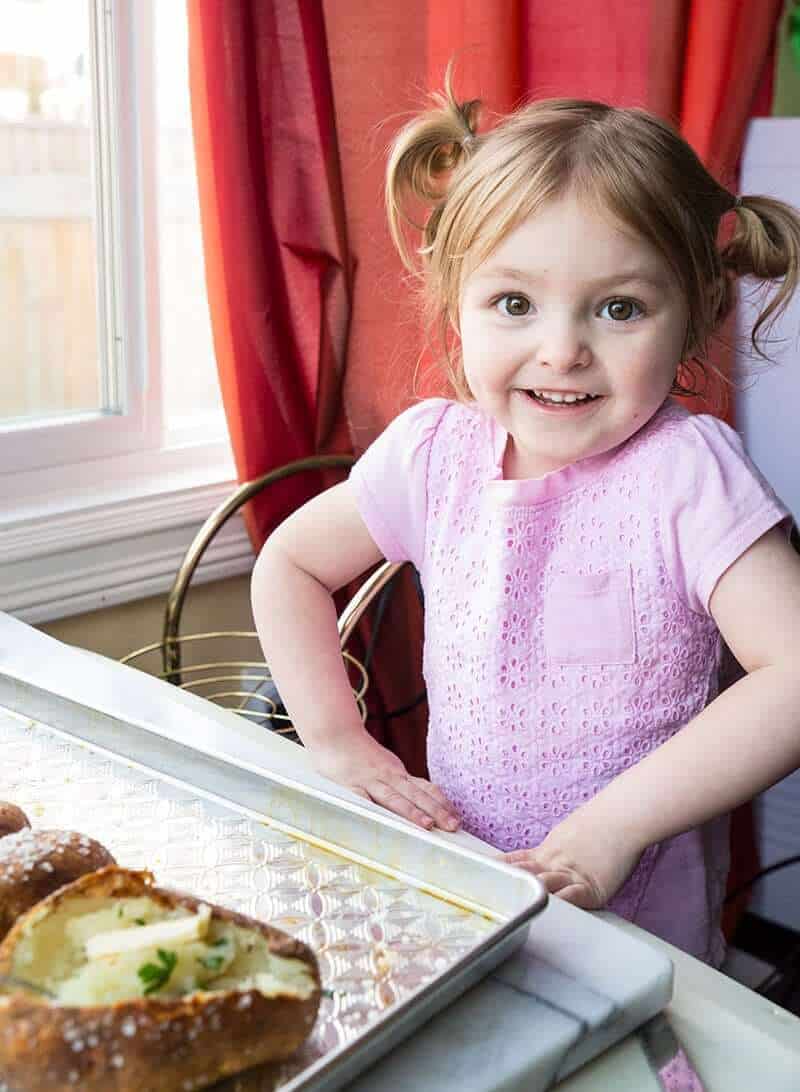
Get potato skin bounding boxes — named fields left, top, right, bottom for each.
left=0, top=829, right=116, bottom=942
left=0, top=803, right=30, bottom=840
left=0, top=867, right=321, bottom=1092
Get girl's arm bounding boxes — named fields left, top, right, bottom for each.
left=590, top=522, right=800, bottom=839
left=251, top=481, right=459, bottom=832
left=505, top=522, right=800, bottom=906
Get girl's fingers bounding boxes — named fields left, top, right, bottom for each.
left=502, top=851, right=604, bottom=909
left=401, top=778, right=461, bottom=830
left=504, top=857, right=584, bottom=892
left=409, top=778, right=461, bottom=830
left=503, top=852, right=580, bottom=875
left=554, top=884, right=599, bottom=910
left=502, top=852, right=548, bottom=873
left=412, top=778, right=458, bottom=810
left=540, top=881, right=599, bottom=909
left=528, top=870, right=602, bottom=909
left=534, top=869, right=581, bottom=894
left=503, top=851, right=533, bottom=864
left=503, top=856, right=603, bottom=909
left=364, top=779, right=440, bottom=830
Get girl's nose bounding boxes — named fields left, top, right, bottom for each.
left=539, top=346, right=591, bottom=374
left=536, top=320, right=590, bottom=373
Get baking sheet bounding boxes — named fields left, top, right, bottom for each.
left=0, top=700, right=545, bottom=1091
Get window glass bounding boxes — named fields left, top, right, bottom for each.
left=153, top=0, right=222, bottom=439
left=0, top=0, right=100, bottom=425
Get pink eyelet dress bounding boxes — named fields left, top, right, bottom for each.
left=348, top=396, right=792, bottom=965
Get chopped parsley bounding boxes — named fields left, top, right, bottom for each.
left=138, top=949, right=178, bottom=995
left=210, top=937, right=229, bottom=948
left=196, top=954, right=225, bottom=973
left=134, top=918, right=147, bottom=926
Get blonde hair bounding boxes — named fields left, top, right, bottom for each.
left=386, top=68, right=800, bottom=408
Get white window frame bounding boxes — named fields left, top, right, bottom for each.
left=0, top=0, right=251, bottom=625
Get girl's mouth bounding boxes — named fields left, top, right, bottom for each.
left=519, top=389, right=604, bottom=412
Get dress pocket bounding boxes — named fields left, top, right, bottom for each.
left=543, top=566, right=636, bottom=666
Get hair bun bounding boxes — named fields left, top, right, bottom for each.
left=385, top=68, right=482, bottom=270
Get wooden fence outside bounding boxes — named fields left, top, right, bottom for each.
left=0, top=120, right=214, bottom=424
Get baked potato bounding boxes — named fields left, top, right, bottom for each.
left=0, top=803, right=30, bottom=839
left=0, top=866, right=321, bottom=1092
left=0, top=828, right=115, bottom=943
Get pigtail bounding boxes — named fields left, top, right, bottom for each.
left=721, top=195, right=800, bottom=360
left=385, top=62, right=481, bottom=273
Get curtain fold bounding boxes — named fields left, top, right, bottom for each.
left=681, top=0, right=783, bottom=183
left=676, top=0, right=783, bottom=421
left=187, top=0, right=353, bottom=549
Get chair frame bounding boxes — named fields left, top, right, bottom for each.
left=159, top=454, right=403, bottom=682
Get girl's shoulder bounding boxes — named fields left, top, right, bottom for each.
left=626, top=399, right=785, bottom=524
left=378, top=397, right=489, bottom=453
left=348, top=398, right=488, bottom=568
left=651, top=400, right=790, bottom=616
left=352, top=397, right=470, bottom=494
left=353, top=398, right=452, bottom=465
left=389, top=396, right=482, bottom=426
left=638, top=399, right=751, bottom=469
left=386, top=396, right=454, bottom=437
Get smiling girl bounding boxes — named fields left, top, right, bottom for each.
left=252, top=76, right=800, bottom=965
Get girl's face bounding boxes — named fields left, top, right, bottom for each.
left=458, top=192, right=689, bottom=480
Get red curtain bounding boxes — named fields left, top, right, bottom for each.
left=328, top=0, right=782, bottom=437
left=187, top=0, right=353, bottom=549
left=678, top=0, right=783, bottom=422
left=189, top=1, right=782, bottom=930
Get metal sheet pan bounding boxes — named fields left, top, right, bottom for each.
left=0, top=676, right=547, bottom=1091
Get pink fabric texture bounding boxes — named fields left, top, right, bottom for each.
left=659, top=1048, right=707, bottom=1092
left=348, top=397, right=792, bottom=964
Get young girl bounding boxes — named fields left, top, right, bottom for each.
left=252, top=80, right=800, bottom=966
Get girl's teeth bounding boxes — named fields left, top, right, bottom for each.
left=531, top=391, right=596, bottom=404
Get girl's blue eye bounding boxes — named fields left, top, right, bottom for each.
left=600, top=298, right=643, bottom=322
left=496, top=294, right=531, bottom=317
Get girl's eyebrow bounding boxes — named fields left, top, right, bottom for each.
left=473, top=265, right=669, bottom=291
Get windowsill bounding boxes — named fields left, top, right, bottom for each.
left=0, top=440, right=255, bottom=624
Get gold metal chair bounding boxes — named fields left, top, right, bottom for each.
left=121, top=456, right=404, bottom=739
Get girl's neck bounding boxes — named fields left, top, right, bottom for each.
left=502, top=437, right=570, bottom=481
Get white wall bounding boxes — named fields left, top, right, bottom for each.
left=39, top=572, right=254, bottom=662
left=737, top=117, right=800, bottom=930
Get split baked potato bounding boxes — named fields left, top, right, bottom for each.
left=0, top=827, right=116, bottom=942
left=0, top=866, right=321, bottom=1092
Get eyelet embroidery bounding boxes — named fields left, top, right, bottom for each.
left=421, top=403, right=721, bottom=928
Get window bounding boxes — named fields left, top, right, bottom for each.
left=0, top=1, right=247, bottom=624
left=0, top=0, right=108, bottom=436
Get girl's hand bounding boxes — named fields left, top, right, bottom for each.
left=501, top=809, right=644, bottom=910
left=308, top=734, right=461, bottom=833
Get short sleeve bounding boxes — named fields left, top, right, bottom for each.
left=347, top=398, right=450, bottom=568
left=659, top=413, right=793, bottom=615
